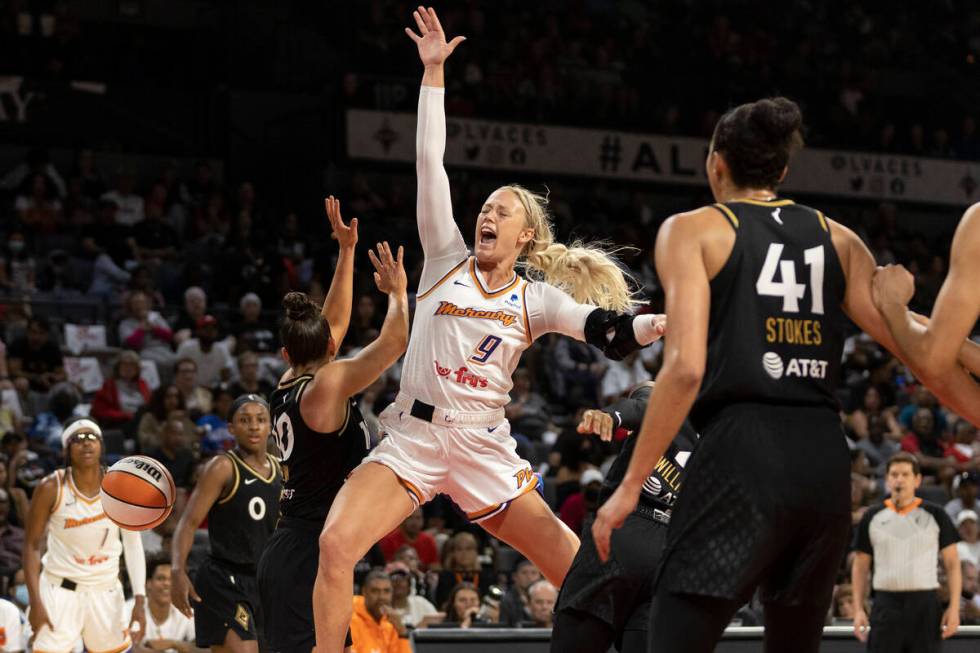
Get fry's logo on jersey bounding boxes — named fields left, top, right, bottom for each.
left=434, top=361, right=489, bottom=388
left=434, top=301, right=519, bottom=327
left=73, top=554, right=110, bottom=565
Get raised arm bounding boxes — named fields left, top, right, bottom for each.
left=321, top=196, right=358, bottom=352
left=405, top=7, right=468, bottom=282
left=829, top=218, right=980, bottom=425
left=307, top=242, right=409, bottom=402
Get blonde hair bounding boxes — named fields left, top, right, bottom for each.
left=503, top=185, right=640, bottom=312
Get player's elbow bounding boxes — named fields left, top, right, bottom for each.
left=664, top=359, right=704, bottom=392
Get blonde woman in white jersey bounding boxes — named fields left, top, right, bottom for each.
left=23, top=418, right=147, bottom=653
left=312, top=7, right=665, bottom=652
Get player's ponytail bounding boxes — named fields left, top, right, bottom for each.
left=280, top=291, right=331, bottom=366
left=506, top=185, right=640, bottom=313
left=711, top=97, right=804, bottom=190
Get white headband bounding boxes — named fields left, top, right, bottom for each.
left=61, top=419, right=103, bottom=450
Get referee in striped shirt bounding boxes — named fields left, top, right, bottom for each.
left=852, top=451, right=961, bottom=651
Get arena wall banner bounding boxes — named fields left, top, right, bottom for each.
left=346, top=109, right=980, bottom=207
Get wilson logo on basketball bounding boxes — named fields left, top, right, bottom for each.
left=128, top=458, right=163, bottom=482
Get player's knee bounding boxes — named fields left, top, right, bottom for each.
left=318, top=524, right=358, bottom=570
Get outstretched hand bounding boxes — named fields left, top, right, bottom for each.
left=369, top=242, right=407, bottom=296
left=405, top=6, right=466, bottom=66
left=325, top=195, right=358, bottom=250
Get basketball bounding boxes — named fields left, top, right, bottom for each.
left=100, top=456, right=176, bottom=531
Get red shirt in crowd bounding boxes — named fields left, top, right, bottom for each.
left=378, top=529, right=439, bottom=569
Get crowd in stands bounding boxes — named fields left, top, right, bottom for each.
left=0, top=142, right=978, bottom=645
left=346, top=0, right=980, bottom=157
left=4, top=2, right=980, bottom=157
left=3, top=0, right=980, bottom=641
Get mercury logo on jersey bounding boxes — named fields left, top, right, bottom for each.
left=761, top=352, right=829, bottom=379
left=434, top=301, right=519, bottom=327
left=434, top=361, right=489, bottom=388
left=64, top=513, right=109, bottom=529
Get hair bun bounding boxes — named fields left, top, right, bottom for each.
left=282, top=291, right=317, bottom=322
left=750, top=97, right=803, bottom=143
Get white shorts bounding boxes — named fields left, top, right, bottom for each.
left=32, top=574, right=130, bottom=653
left=364, top=403, right=539, bottom=521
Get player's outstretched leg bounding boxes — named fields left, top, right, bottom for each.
left=315, top=462, right=415, bottom=653
left=480, top=490, right=580, bottom=587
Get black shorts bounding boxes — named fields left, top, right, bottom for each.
left=193, top=557, right=260, bottom=648
left=257, top=518, right=352, bottom=653
left=869, top=590, right=942, bottom=653
left=555, top=509, right=666, bottom=638
left=658, top=403, right=851, bottom=607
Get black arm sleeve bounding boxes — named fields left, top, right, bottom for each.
left=600, top=385, right=652, bottom=432
left=583, top=308, right=641, bottom=361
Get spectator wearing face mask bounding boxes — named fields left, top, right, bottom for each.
left=0, top=231, right=36, bottom=294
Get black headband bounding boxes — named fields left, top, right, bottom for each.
left=230, top=393, right=270, bottom=419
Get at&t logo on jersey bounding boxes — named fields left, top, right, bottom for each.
left=434, top=361, right=489, bottom=388
left=761, top=352, right=829, bottom=380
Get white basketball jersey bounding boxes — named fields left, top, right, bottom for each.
left=403, top=257, right=531, bottom=412
left=42, top=470, right=122, bottom=584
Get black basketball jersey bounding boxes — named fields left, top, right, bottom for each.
left=599, top=385, right=700, bottom=517
left=208, top=450, right=282, bottom=569
left=691, top=199, right=847, bottom=430
left=270, top=374, right=371, bottom=523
